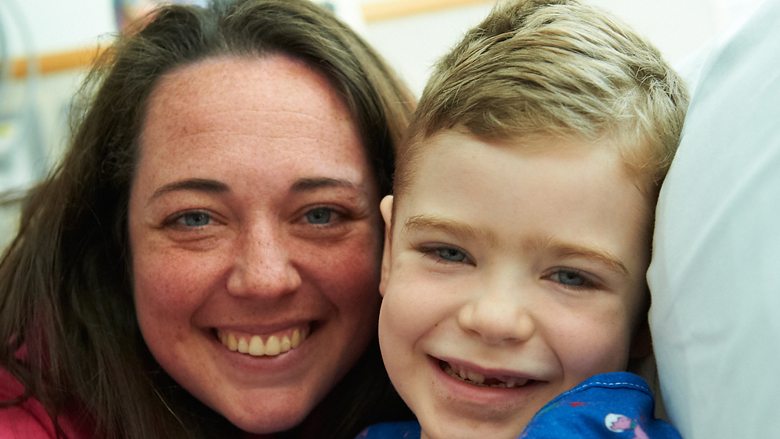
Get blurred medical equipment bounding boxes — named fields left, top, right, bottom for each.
left=0, top=0, right=45, bottom=196
left=114, top=0, right=367, bottom=43
left=114, top=0, right=209, bottom=30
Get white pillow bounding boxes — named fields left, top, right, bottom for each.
left=648, top=0, right=780, bottom=437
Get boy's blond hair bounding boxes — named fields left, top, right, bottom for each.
left=395, top=0, right=688, bottom=199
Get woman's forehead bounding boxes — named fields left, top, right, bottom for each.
left=133, top=55, right=375, bottom=201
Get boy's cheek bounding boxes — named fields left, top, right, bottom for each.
left=380, top=266, right=455, bottom=335
left=377, top=283, right=422, bottom=369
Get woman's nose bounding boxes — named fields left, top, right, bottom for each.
left=226, top=227, right=302, bottom=298
left=456, top=282, right=536, bottom=345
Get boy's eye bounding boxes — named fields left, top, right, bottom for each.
left=550, top=269, right=586, bottom=287
left=435, top=247, right=468, bottom=263
left=177, top=211, right=212, bottom=227
left=305, top=207, right=334, bottom=224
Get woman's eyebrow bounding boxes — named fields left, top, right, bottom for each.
left=149, top=178, right=229, bottom=204
left=290, top=177, right=361, bottom=192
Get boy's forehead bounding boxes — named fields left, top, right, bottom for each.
left=400, top=128, right=655, bottom=205
left=417, top=127, right=621, bottom=156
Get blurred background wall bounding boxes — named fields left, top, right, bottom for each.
left=0, top=0, right=767, bottom=250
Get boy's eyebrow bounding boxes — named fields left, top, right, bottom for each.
left=401, top=216, right=631, bottom=280
left=401, top=215, right=498, bottom=247
left=149, top=178, right=229, bottom=203
left=546, top=241, right=631, bottom=280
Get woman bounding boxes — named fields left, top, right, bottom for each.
left=0, top=1, right=415, bottom=438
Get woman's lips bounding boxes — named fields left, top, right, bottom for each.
left=215, top=325, right=310, bottom=357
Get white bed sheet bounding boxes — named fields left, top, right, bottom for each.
left=648, top=0, right=780, bottom=436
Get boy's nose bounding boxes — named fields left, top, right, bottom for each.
left=456, top=284, right=535, bottom=345
left=226, top=226, right=302, bottom=299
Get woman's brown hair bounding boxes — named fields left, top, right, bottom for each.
left=0, top=1, right=414, bottom=438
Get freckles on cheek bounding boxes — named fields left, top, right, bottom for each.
left=133, top=250, right=210, bottom=318
left=134, top=269, right=199, bottom=351
left=309, top=239, right=382, bottom=307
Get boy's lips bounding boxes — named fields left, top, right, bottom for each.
left=435, top=357, right=537, bottom=389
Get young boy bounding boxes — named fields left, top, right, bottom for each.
left=359, top=1, right=688, bottom=438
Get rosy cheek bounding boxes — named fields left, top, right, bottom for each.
left=321, top=242, right=382, bottom=329
left=302, top=230, right=381, bottom=290
left=562, top=322, right=631, bottom=376
left=133, top=250, right=208, bottom=319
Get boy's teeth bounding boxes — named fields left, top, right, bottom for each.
left=218, top=328, right=306, bottom=357
left=442, top=361, right=529, bottom=389
left=467, top=371, right=486, bottom=384
left=514, top=378, right=530, bottom=387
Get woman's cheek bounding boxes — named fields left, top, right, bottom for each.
left=132, top=240, right=228, bottom=333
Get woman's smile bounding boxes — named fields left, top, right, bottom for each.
left=215, top=326, right=310, bottom=356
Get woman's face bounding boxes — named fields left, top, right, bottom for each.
left=128, top=55, right=383, bottom=434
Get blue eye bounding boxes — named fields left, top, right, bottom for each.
left=179, top=212, right=211, bottom=227
left=551, top=269, right=585, bottom=286
left=305, top=207, right=332, bottom=225
left=436, top=247, right=467, bottom=263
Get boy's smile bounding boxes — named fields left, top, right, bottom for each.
left=378, top=129, right=653, bottom=439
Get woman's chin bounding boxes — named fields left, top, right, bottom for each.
left=225, top=402, right=314, bottom=436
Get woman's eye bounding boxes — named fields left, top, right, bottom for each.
left=177, top=211, right=212, bottom=227
left=550, top=269, right=586, bottom=287
left=434, top=247, right=468, bottom=263
left=304, top=207, right=335, bottom=225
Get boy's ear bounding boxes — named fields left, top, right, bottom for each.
left=378, top=195, right=394, bottom=297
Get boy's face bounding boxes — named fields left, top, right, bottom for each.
left=378, top=130, right=652, bottom=439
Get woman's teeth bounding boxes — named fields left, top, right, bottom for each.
left=441, top=361, right=530, bottom=389
left=217, top=327, right=308, bottom=357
